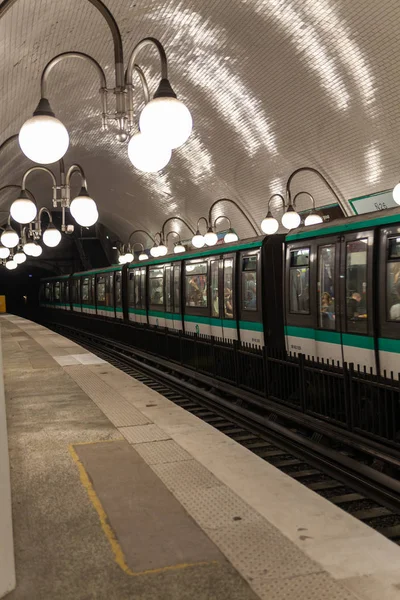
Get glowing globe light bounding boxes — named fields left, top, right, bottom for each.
left=204, top=229, right=218, bottom=247
left=192, top=232, right=205, bottom=249
left=118, top=254, right=126, bottom=264
left=14, top=251, right=27, bottom=264
left=174, top=244, right=186, bottom=254
left=124, top=252, right=134, bottom=263
left=150, top=245, right=160, bottom=258
left=261, top=214, right=279, bottom=235
left=0, top=246, right=10, bottom=259
left=304, top=213, right=323, bottom=227
left=5, top=259, right=17, bottom=270
left=281, top=206, right=301, bottom=230
left=23, top=241, right=36, bottom=256
left=1, top=226, right=19, bottom=248
left=224, top=230, right=239, bottom=244
left=157, top=244, right=168, bottom=257
left=30, top=243, right=43, bottom=257
left=139, top=96, right=192, bottom=150
left=42, top=224, right=62, bottom=247
left=19, top=100, right=69, bottom=164
left=393, top=183, right=400, bottom=205
left=128, top=132, right=171, bottom=173
left=10, top=193, right=37, bottom=224
left=139, top=252, right=148, bottom=261
left=70, top=189, right=98, bottom=227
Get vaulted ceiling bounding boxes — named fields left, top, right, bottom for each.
left=0, top=0, right=398, bottom=249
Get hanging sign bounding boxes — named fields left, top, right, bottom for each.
left=349, top=190, right=398, bottom=215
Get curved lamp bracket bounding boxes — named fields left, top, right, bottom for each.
left=128, top=229, right=155, bottom=245
left=208, top=198, right=259, bottom=236
left=286, top=167, right=346, bottom=216
left=161, top=216, right=195, bottom=238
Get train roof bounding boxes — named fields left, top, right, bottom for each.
left=126, top=235, right=268, bottom=269
left=286, top=206, right=400, bottom=242
left=41, top=274, right=71, bottom=282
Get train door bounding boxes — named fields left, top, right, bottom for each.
left=148, top=265, right=165, bottom=327
left=184, top=260, right=210, bottom=335
left=239, top=251, right=263, bottom=345
left=54, top=281, right=61, bottom=309
left=164, top=264, right=174, bottom=329
left=285, top=243, right=316, bottom=357
left=71, top=278, right=82, bottom=312
left=338, top=231, right=375, bottom=371
left=172, top=263, right=182, bottom=330
left=90, top=276, right=95, bottom=313
left=378, top=228, right=400, bottom=374
left=222, top=255, right=237, bottom=341
left=96, top=275, right=106, bottom=316
left=128, top=269, right=137, bottom=322
left=210, top=258, right=223, bottom=338
left=81, top=276, right=90, bottom=314
left=115, top=270, right=123, bottom=319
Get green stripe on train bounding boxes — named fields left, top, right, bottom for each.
left=285, top=325, right=400, bottom=353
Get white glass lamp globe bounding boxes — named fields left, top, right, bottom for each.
left=118, top=254, right=126, bottom=264
left=393, top=183, right=400, bottom=205
left=139, top=252, right=148, bottom=261
left=1, top=226, right=19, bottom=248
left=19, top=112, right=69, bottom=164
left=204, top=229, right=218, bottom=247
left=124, top=252, right=134, bottom=263
left=304, top=213, right=323, bottom=227
left=5, top=259, right=17, bottom=270
left=43, top=224, right=62, bottom=247
left=0, top=246, right=10, bottom=259
left=30, top=243, right=42, bottom=257
left=10, top=193, right=37, bottom=224
left=157, top=244, right=168, bottom=257
left=150, top=245, right=160, bottom=258
left=174, top=244, right=186, bottom=254
left=70, top=189, right=98, bottom=227
left=139, top=97, right=192, bottom=150
left=261, top=213, right=279, bottom=235
left=281, top=206, right=301, bottom=230
left=128, top=132, right=171, bottom=173
left=192, top=232, right=205, bottom=249
left=14, top=251, right=26, bottom=264
left=23, top=241, right=36, bottom=256
left=224, top=230, right=239, bottom=244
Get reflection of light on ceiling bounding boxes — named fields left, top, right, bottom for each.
left=253, top=0, right=350, bottom=111
left=177, top=134, right=214, bottom=181
left=139, top=172, right=173, bottom=200
left=147, top=10, right=277, bottom=156
left=269, top=177, right=284, bottom=196
left=365, top=141, right=381, bottom=185
left=302, top=0, right=375, bottom=109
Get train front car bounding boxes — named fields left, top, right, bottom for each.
left=284, top=207, right=400, bottom=376
left=39, top=275, right=71, bottom=311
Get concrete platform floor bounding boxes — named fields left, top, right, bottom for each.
left=3, top=314, right=400, bottom=600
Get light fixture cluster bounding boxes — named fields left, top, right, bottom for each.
left=18, top=32, right=192, bottom=173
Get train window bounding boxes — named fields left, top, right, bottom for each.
left=82, top=277, right=89, bottom=302
left=106, top=273, right=114, bottom=307
left=173, top=265, right=181, bottom=313
left=318, top=245, right=336, bottom=330
left=224, top=259, right=234, bottom=318
left=387, top=237, right=400, bottom=322
left=242, top=256, right=257, bottom=311
left=346, top=239, right=368, bottom=333
left=115, top=272, right=122, bottom=306
left=165, top=266, right=172, bottom=312
left=211, top=260, right=219, bottom=317
left=149, top=267, right=164, bottom=305
left=289, top=248, right=310, bottom=314
left=185, top=262, right=208, bottom=307
left=97, top=276, right=106, bottom=303
left=54, top=282, right=60, bottom=301
left=128, top=271, right=135, bottom=306
left=45, top=283, right=52, bottom=301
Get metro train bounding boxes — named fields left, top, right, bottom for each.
left=40, top=207, right=400, bottom=376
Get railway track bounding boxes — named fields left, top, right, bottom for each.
left=40, top=318, right=400, bottom=544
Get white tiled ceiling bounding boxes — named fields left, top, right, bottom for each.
left=0, top=0, right=399, bottom=247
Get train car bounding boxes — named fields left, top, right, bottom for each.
left=39, top=274, right=70, bottom=310
left=284, top=206, right=400, bottom=374
left=69, top=266, right=123, bottom=318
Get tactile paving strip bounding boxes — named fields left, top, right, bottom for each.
left=253, top=572, right=359, bottom=600
left=133, top=439, right=192, bottom=464
left=64, top=365, right=151, bottom=427
left=119, top=424, right=170, bottom=444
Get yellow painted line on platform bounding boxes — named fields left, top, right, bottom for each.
left=69, top=442, right=217, bottom=577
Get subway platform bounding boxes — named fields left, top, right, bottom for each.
left=2, top=314, right=400, bottom=600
